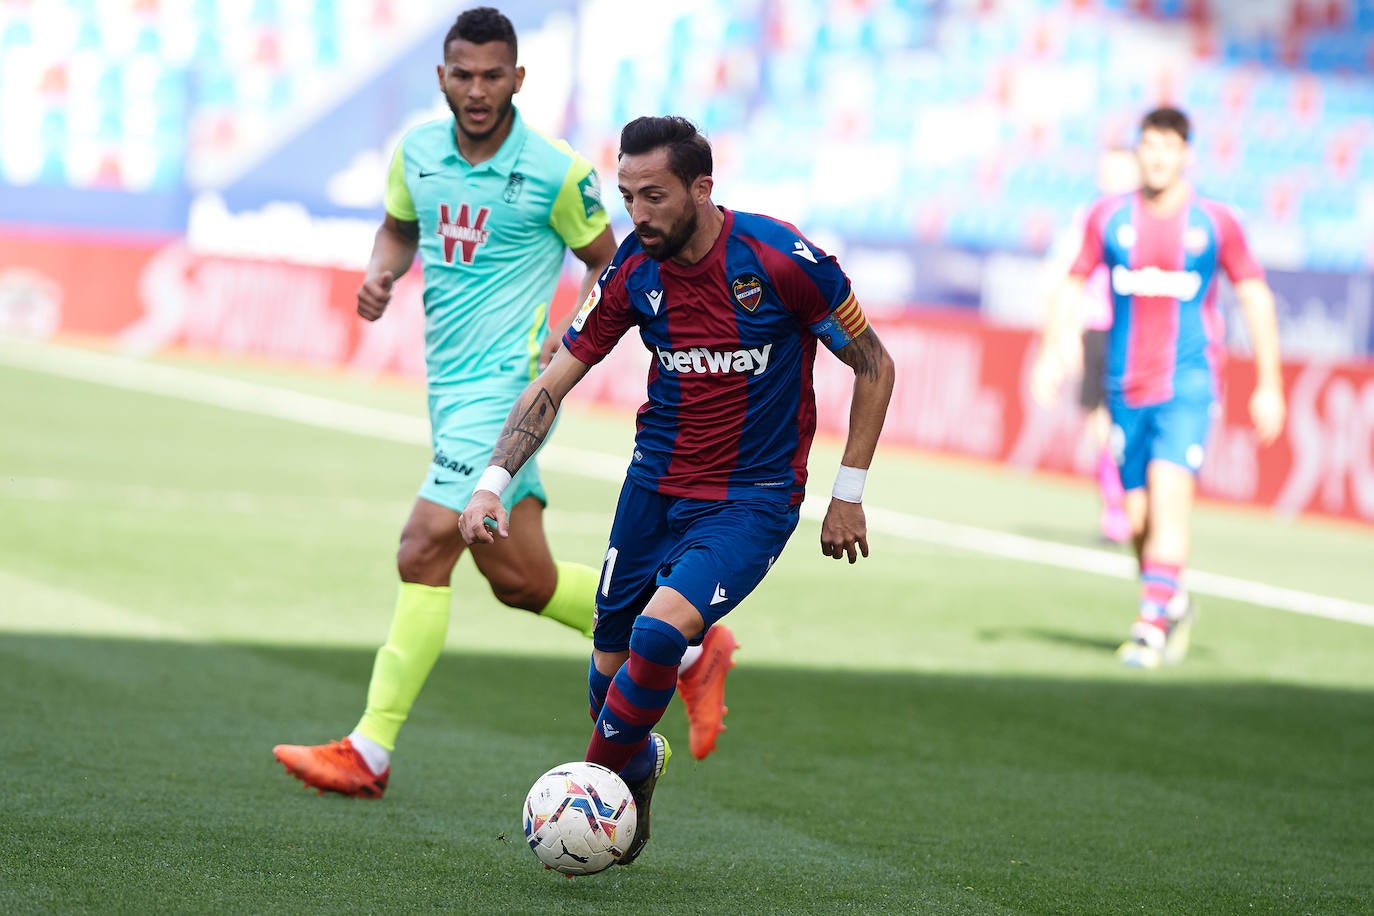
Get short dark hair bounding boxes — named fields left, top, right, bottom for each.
left=619, top=116, right=713, bottom=188
left=1140, top=106, right=1191, bottom=143
left=445, top=7, right=517, bottom=59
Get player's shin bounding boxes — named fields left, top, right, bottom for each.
left=355, top=582, right=451, bottom=753
left=586, top=616, right=686, bottom=775
left=587, top=657, right=613, bottom=719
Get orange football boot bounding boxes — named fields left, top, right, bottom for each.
left=676, top=624, right=738, bottom=761
left=273, top=738, right=389, bottom=798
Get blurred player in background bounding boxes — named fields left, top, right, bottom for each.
left=1039, top=148, right=1140, bottom=545
left=459, top=116, right=895, bottom=864
left=273, top=9, right=735, bottom=799
left=1033, top=107, right=1285, bottom=668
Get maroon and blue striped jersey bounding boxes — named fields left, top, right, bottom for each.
left=563, top=207, right=867, bottom=504
left=1069, top=188, right=1264, bottom=407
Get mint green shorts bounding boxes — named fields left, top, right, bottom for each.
left=418, top=384, right=547, bottom=513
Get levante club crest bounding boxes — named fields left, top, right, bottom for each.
left=731, top=274, right=764, bottom=312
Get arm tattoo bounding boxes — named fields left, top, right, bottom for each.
left=491, top=387, right=558, bottom=473
left=835, top=328, right=886, bottom=382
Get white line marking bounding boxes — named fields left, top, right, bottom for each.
left=4, top=338, right=1372, bottom=628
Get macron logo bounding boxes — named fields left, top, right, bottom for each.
left=654, top=344, right=772, bottom=376
left=646, top=289, right=663, bottom=314
left=710, top=584, right=729, bottom=606
left=601, top=721, right=619, bottom=738
left=792, top=239, right=817, bottom=263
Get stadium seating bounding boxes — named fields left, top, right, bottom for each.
left=0, top=0, right=1369, bottom=270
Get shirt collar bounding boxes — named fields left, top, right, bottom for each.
left=449, top=106, right=528, bottom=175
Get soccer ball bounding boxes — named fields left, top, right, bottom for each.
left=522, top=761, right=637, bottom=876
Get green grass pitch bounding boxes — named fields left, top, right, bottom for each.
left=1, top=347, right=1371, bottom=914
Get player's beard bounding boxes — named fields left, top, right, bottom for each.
left=447, top=93, right=515, bottom=145
left=637, top=208, right=698, bottom=262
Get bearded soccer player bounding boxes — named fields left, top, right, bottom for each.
left=1033, top=106, right=1285, bottom=668
left=459, top=115, right=896, bottom=864
left=273, top=10, right=738, bottom=799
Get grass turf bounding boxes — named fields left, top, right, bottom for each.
left=1, top=347, right=1371, bottom=914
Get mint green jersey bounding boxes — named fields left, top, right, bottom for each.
left=385, top=108, right=610, bottom=388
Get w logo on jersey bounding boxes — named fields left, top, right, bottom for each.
left=436, top=203, right=492, bottom=264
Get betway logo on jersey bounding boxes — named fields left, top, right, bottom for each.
left=436, top=203, right=491, bottom=264
left=1111, top=265, right=1203, bottom=300
left=654, top=344, right=772, bottom=376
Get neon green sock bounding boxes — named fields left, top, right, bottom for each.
left=540, top=561, right=598, bottom=638
left=355, top=582, right=451, bottom=751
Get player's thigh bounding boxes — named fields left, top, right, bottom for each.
left=1107, top=398, right=1151, bottom=491
left=397, top=496, right=467, bottom=582
left=469, top=496, right=558, bottom=606
left=656, top=496, right=801, bottom=633
left=593, top=481, right=676, bottom=654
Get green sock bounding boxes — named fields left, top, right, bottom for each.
left=540, top=561, right=598, bottom=638
left=355, top=582, right=451, bottom=751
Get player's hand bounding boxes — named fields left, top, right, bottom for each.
left=1249, top=382, right=1286, bottom=447
left=459, top=490, right=509, bottom=545
left=820, top=498, right=869, bottom=564
left=539, top=333, right=561, bottom=371
left=357, top=270, right=394, bottom=322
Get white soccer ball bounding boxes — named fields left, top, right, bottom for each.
left=522, top=761, right=638, bottom=876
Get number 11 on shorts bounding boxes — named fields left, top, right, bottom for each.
left=600, top=547, right=618, bottom=597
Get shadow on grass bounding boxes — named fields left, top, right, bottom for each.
left=0, top=634, right=1370, bottom=916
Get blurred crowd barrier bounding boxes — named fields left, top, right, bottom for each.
left=4, top=227, right=1370, bottom=525
left=2, top=0, right=1371, bottom=523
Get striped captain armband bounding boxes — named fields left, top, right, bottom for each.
left=808, top=293, right=870, bottom=352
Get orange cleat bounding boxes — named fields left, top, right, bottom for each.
left=677, top=624, right=738, bottom=761
left=273, top=738, right=389, bottom=798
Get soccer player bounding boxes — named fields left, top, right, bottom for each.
left=459, top=115, right=896, bottom=864
left=1032, top=107, right=1285, bottom=668
left=272, top=9, right=737, bottom=799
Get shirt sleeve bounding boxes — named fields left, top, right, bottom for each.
left=383, top=141, right=416, bottom=222
left=562, top=260, right=634, bottom=366
left=1210, top=203, right=1265, bottom=284
left=764, top=231, right=867, bottom=353
left=1068, top=198, right=1108, bottom=279
left=549, top=154, right=611, bottom=251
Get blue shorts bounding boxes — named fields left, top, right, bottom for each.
left=592, top=480, right=801, bottom=653
left=417, top=384, right=546, bottom=513
left=1108, top=389, right=1217, bottom=491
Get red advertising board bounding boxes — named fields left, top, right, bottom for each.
left=3, top=231, right=1371, bottom=524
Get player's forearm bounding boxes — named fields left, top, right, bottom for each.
left=1041, top=275, right=1086, bottom=352
left=367, top=223, right=418, bottom=281
left=838, top=332, right=895, bottom=469
left=490, top=385, right=562, bottom=475
left=1238, top=281, right=1282, bottom=390
left=488, top=350, right=590, bottom=473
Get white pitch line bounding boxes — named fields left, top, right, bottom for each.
left=4, top=338, right=1372, bottom=628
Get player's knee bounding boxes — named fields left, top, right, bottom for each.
left=396, top=530, right=459, bottom=583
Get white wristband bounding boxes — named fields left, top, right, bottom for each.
left=831, top=464, right=867, bottom=503
left=475, top=466, right=512, bottom=498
